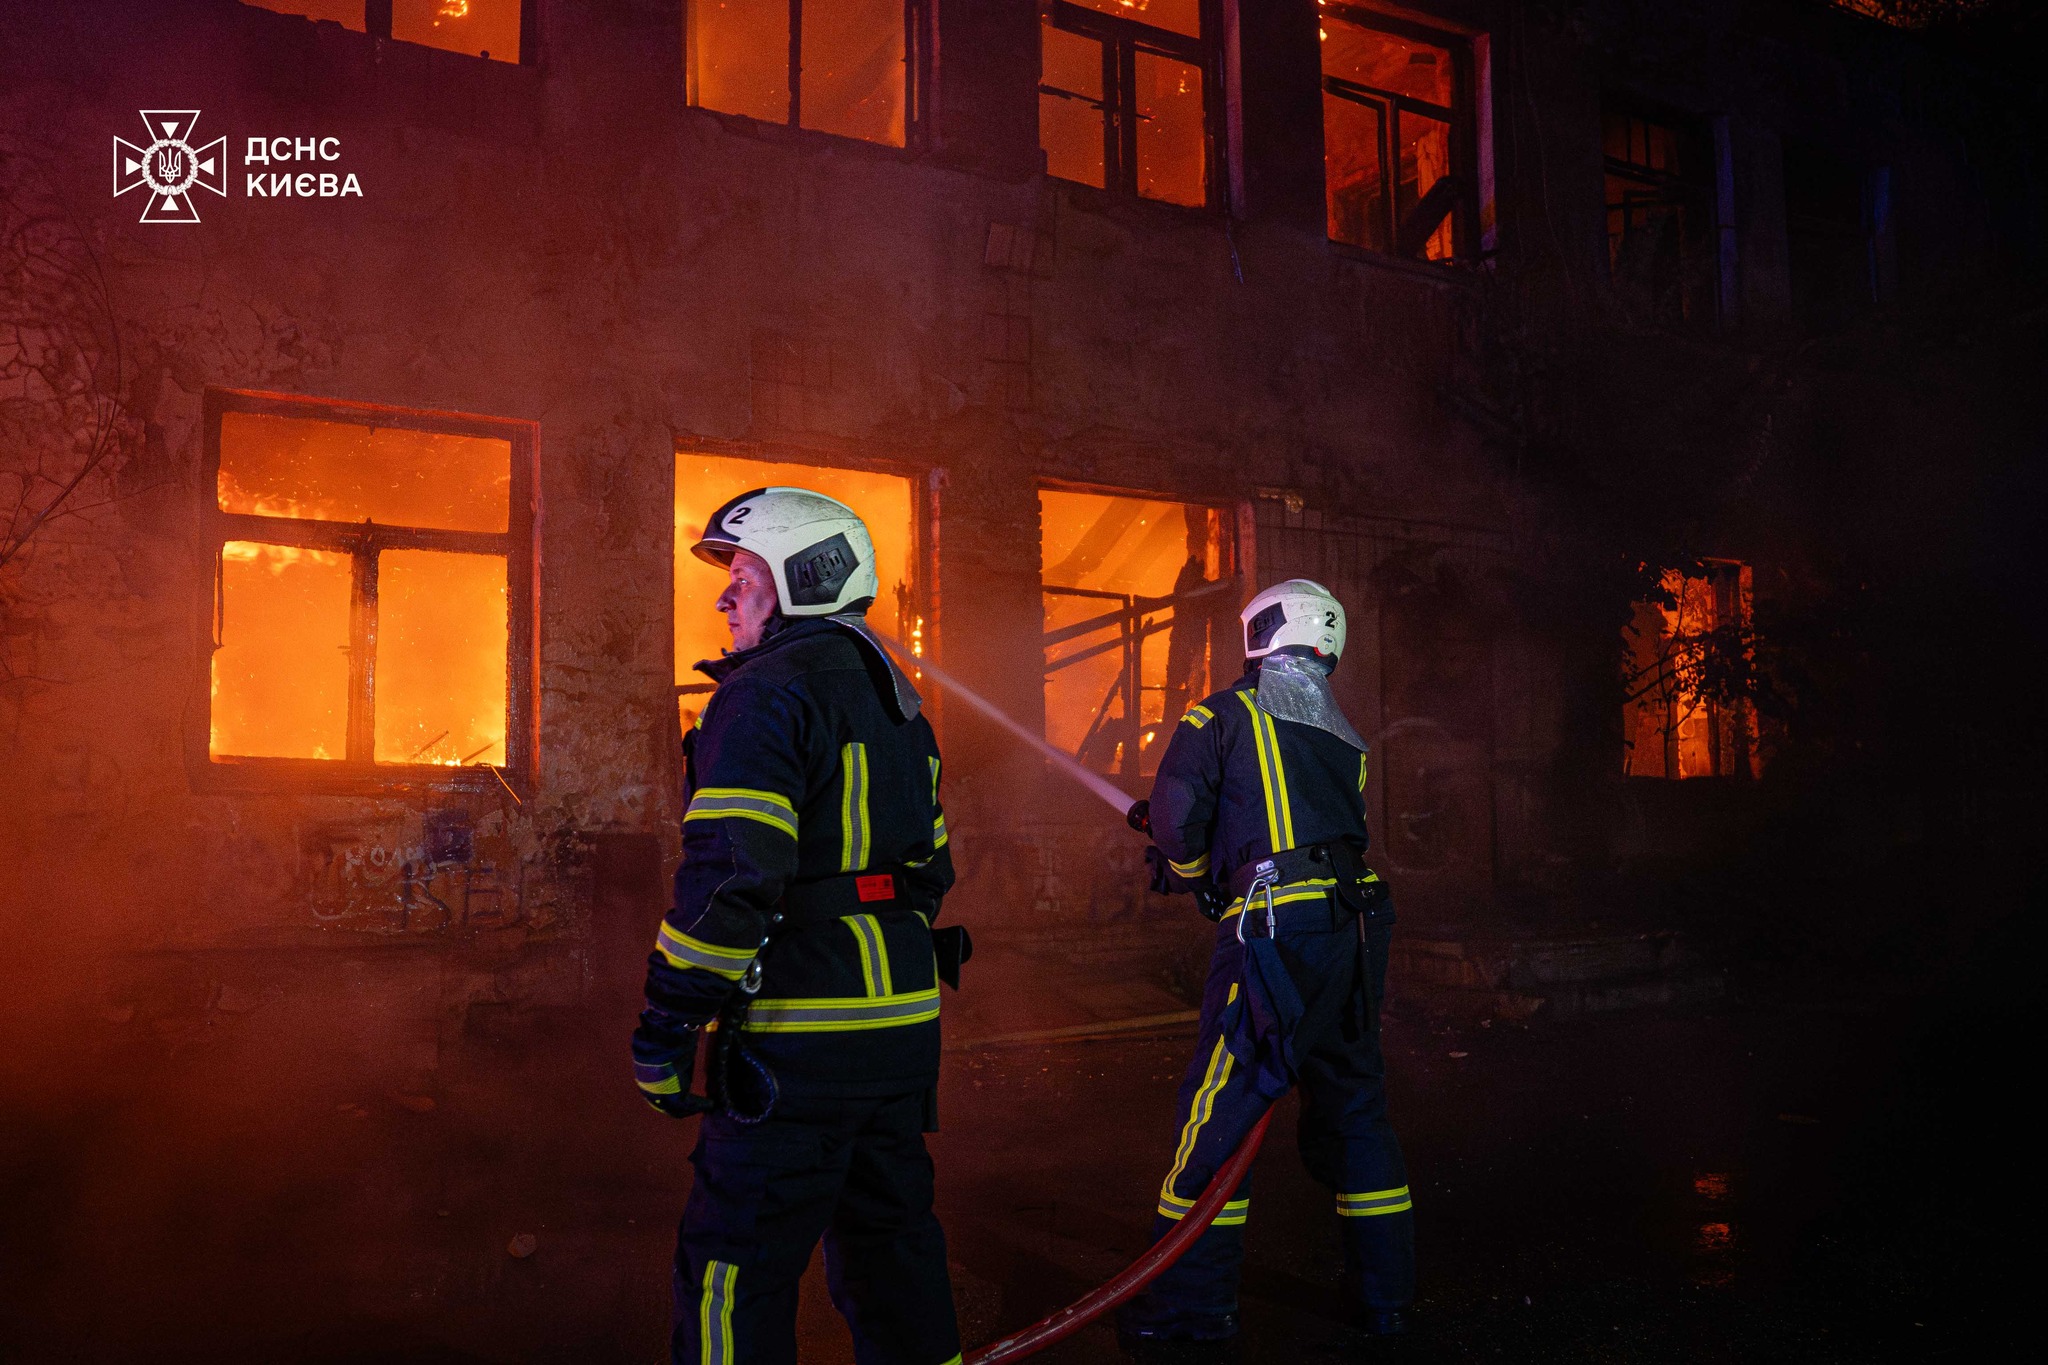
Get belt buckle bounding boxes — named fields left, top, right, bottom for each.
left=1237, top=859, right=1279, bottom=944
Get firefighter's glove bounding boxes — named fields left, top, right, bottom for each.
left=632, top=1008, right=713, bottom=1119
left=1144, top=846, right=1185, bottom=896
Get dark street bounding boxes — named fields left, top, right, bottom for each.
left=2, top=902, right=2028, bottom=1363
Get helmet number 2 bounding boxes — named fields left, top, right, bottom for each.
left=726, top=505, right=752, bottom=525
left=1325, top=611, right=1338, bottom=627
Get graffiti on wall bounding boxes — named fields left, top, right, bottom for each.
left=300, top=806, right=592, bottom=935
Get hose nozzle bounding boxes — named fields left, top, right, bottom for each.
left=1126, top=799, right=1151, bottom=835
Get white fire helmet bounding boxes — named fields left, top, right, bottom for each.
left=1241, top=578, right=1347, bottom=663
left=692, top=486, right=880, bottom=617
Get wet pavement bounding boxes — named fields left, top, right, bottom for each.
left=0, top=951, right=2026, bottom=1363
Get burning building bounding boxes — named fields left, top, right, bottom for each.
left=0, top=0, right=2039, bottom=1355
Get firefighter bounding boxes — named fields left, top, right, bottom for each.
left=1118, top=578, right=1414, bottom=1352
left=632, top=487, right=968, bottom=1365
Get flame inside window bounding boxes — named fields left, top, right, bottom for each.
left=392, top=0, right=520, bottom=60
left=1623, top=563, right=1757, bottom=779
left=210, top=405, right=515, bottom=770
left=674, top=454, right=918, bottom=734
left=211, top=541, right=352, bottom=760
left=1041, top=491, right=1232, bottom=778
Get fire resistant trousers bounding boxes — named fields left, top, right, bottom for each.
left=672, top=1088, right=961, bottom=1365
left=1120, top=914, right=1415, bottom=1336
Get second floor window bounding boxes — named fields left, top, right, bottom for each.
left=686, top=0, right=921, bottom=149
left=202, top=390, right=537, bottom=787
left=1039, top=0, right=1213, bottom=209
left=1603, top=106, right=1718, bottom=329
left=1320, top=4, right=1474, bottom=261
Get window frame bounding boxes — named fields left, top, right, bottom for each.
left=1036, top=477, right=1243, bottom=781
left=1600, top=99, right=1722, bottom=331
left=1318, top=2, right=1481, bottom=263
left=1621, top=559, right=1757, bottom=782
left=192, top=388, right=540, bottom=796
left=1038, top=0, right=1224, bottom=210
left=683, top=0, right=934, bottom=152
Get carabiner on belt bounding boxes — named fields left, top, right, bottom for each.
left=1236, top=858, right=1280, bottom=944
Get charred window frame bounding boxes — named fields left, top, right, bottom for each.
left=240, top=2, right=540, bottom=64
left=193, top=389, right=540, bottom=795
left=1319, top=4, right=1480, bottom=263
left=1602, top=103, right=1720, bottom=331
left=1038, top=1, right=1222, bottom=210
left=1039, top=483, right=1242, bottom=781
left=684, top=0, right=933, bottom=151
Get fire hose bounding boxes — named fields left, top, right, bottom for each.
left=962, top=1108, right=1274, bottom=1365
left=874, top=638, right=1278, bottom=1361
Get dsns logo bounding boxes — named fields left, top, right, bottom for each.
left=113, top=110, right=226, bottom=223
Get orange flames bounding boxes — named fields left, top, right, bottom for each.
left=210, top=411, right=511, bottom=768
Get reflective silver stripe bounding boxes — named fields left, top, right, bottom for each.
left=686, top=787, right=797, bottom=839
left=656, top=923, right=756, bottom=979
left=700, top=1259, right=736, bottom=1365
left=1336, top=1186, right=1413, bottom=1217
left=844, top=913, right=893, bottom=996
left=839, top=742, right=870, bottom=872
left=739, top=988, right=941, bottom=1033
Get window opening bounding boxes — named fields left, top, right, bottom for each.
left=241, top=2, right=526, bottom=61
left=1040, top=489, right=1236, bottom=780
left=1622, top=562, right=1758, bottom=780
left=1603, top=105, right=1718, bottom=330
left=203, top=392, right=536, bottom=784
left=686, top=0, right=921, bottom=149
left=1320, top=3, right=1474, bottom=261
left=1783, top=142, right=1884, bottom=328
left=1039, top=0, right=1213, bottom=208
left=675, top=453, right=923, bottom=735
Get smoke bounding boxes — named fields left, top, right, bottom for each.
left=876, top=637, right=1137, bottom=819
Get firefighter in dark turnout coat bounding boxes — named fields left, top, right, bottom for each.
left=1119, top=578, right=1415, bottom=1348
left=634, top=487, right=965, bottom=1365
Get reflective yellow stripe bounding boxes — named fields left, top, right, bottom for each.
left=686, top=787, right=798, bottom=839
left=637, top=1072, right=681, bottom=1095
left=738, top=987, right=941, bottom=1033
left=1236, top=693, right=1295, bottom=849
left=1359, top=751, right=1370, bottom=792
left=844, top=913, right=893, bottom=997
left=1182, top=703, right=1214, bottom=729
left=1159, top=982, right=1239, bottom=1206
left=1218, top=878, right=1336, bottom=921
left=929, top=754, right=941, bottom=802
left=1170, top=851, right=1211, bottom=878
left=1158, top=1191, right=1250, bottom=1225
left=1337, top=1185, right=1413, bottom=1217
left=655, top=923, right=757, bottom=979
left=839, top=742, right=871, bottom=872
left=700, top=1260, right=736, bottom=1365
left=933, top=812, right=948, bottom=849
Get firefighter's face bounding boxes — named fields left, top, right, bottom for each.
left=716, top=549, right=779, bottom=650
